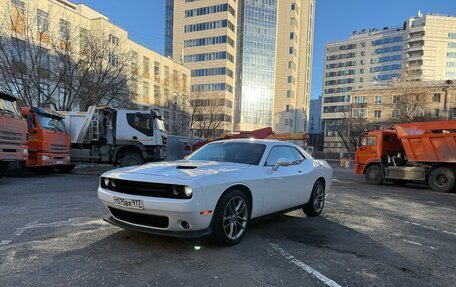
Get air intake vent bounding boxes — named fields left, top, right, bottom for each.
left=176, top=166, right=197, bottom=170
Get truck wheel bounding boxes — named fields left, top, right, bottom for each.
left=365, top=165, right=383, bottom=185
left=428, top=167, right=455, bottom=193
left=120, top=153, right=145, bottom=167
left=57, top=164, right=76, bottom=173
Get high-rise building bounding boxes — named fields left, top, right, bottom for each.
left=321, top=12, right=456, bottom=152
left=166, top=0, right=315, bottom=135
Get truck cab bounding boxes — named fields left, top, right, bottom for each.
left=0, top=92, right=28, bottom=177
left=355, top=129, right=403, bottom=176
left=21, top=107, right=73, bottom=173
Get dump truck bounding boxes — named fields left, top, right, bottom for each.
left=21, top=107, right=73, bottom=174
left=354, top=120, right=456, bottom=192
left=0, top=92, right=28, bottom=178
left=60, top=106, right=167, bottom=167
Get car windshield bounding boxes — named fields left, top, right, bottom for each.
left=188, top=142, right=266, bottom=165
left=38, top=114, right=66, bottom=132
left=0, top=98, right=20, bottom=116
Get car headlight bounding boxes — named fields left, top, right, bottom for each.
left=184, top=186, right=192, bottom=198
left=103, top=178, right=110, bottom=188
left=42, top=155, right=50, bottom=161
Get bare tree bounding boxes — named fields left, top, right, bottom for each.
left=186, top=92, right=230, bottom=138
left=388, top=81, right=428, bottom=123
left=333, top=108, right=370, bottom=153
left=0, top=2, right=132, bottom=111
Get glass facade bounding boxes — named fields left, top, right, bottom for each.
left=164, top=0, right=174, bottom=57
left=235, top=0, right=278, bottom=127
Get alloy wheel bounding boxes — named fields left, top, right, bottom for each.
left=223, top=196, right=248, bottom=240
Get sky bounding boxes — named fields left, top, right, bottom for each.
left=77, top=0, right=455, bottom=100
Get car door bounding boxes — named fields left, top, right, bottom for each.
left=262, top=146, right=304, bottom=214
left=290, top=147, right=316, bottom=203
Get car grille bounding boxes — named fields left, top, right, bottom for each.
left=101, top=178, right=190, bottom=199
left=51, top=144, right=67, bottom=152
left=108, top=207, right=169, bottom=228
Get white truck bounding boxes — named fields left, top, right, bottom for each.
left=60, top=106, right=168, bottom=167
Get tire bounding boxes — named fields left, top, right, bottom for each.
left=120, top=152, right=145, bottom=167
left=365, top=164, right=383, bottom=185
left=212, top=190, right=250, bottom=246
left=56, top=164, right=76, bottom=173
left=303, top=180, right=325, bottom=217
left=428, top=167, right=455, bottom=193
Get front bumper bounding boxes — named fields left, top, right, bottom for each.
left=104, top=215, right=212, bottom=238
left=27, top=152, right=71, bottom=167
left=98, top=186, right=213, bottom=236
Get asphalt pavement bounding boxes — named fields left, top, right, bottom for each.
left=0, top=167, right=455, bottom=287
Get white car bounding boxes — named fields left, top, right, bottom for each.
left=98, top=139, right=333, bottom=245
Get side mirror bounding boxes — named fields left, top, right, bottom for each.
left=183, top=155, right=189, bottom=160
left=273, top=158, right=292, bottom=171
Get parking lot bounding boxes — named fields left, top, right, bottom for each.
left=0, top=167, right=455, bottom=287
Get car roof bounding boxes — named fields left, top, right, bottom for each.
left=210, top=138, right=296, bottom=146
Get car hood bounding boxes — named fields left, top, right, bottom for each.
left=106, top=160, right=250, bottom=180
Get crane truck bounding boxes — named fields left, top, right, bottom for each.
left=355, top=120, right=456, bottom=192
left=60, top=106, right=168, bottom=167
left=0, top=92, right=28, bottom=178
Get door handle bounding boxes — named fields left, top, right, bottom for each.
left=298, top=169, right=303, bottom=173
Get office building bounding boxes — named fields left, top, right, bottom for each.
left=322, top=12, right=456, bottom=152
left=165, top=0, right=315, bottom=135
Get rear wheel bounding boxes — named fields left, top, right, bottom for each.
left=365, top=164, right=383, bottom=185
left=120, top=152, right=145, bottom=167
left=428, top=167, right=455, bottom=193
left=303, top=180, right=325, bottom=217
left=212, top=190, right=250, bottom=246
left=56, top=164, right=76, bottom=173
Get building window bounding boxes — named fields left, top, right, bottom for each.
left=109, top=53, right=119, bottom=67
left=286, top=90, right=294, bottom=98
left=374, top=110, right=382, bottom=118
left=432, top=93, right=441, bottom=102
left=355, top=96, right=366, bottom=104
left=372, top=124, right=381, bottom=130
left=109, top=34, right=119, bottom=46
left=154, top=85, right=160, bottom=101
left=431, top=109, right=440, bottom=118
left=450, top=108, right=456, bottom=119
left=290, top=3, right=296, bottom=11
left=154, top=62, right=160, bottom=78
left=184, top=35, right=234, bottom=48
left=130, top=51, right=138, bottom=68
left=184, top=51, right=234, bottom=63
left=353, top=108, right=367, bottom=118
left=142, top=82, right=149, bottom=102
left=39, top=83, right=49, bottom=97
left=11, top=38, right=26, bottom=62
left=288, top=47, right=296, bottom=55
left=374, top=95, right=382, bottom=104
left=449, top=33, right=456, bottom=39
left=164, top=66, right=170, bottom=81
left=143, top=57, right=150, bottom=75
left=289, top=32, right=295, bottom=40
left=392, top=109, right=400, bottom=118
left=184, top=19, right=235, bottom=33
left=37, top=10, right=49, bottom=33
left=287, top=76, right=295, bottom=84
left=59, top=19, right=70, bottom=39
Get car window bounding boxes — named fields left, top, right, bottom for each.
left=290, top=148, right=305, bottom=162
left=265, top=146, right=296, bottom=166
left=188, top=142, right=266, bottom=165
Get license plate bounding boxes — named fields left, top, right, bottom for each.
left=113, top=196, right=144, bottom=210
left=56, top=160, right=63, bottom=164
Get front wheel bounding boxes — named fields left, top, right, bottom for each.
left=212, top=190, right=250, bottom=246
left=120, top=153, right=145, bottom=167
left=365, top=164, right=383, bottom=185
left=303, top=180, right=325, bottom=217
left=428, top=167, right=455, bottom=193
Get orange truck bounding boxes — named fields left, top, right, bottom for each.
left=355, top=120, right=456, bottom=192
left=21, top=107, right=74, bottom=174
left=0, top=92, right=28, bottom=178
